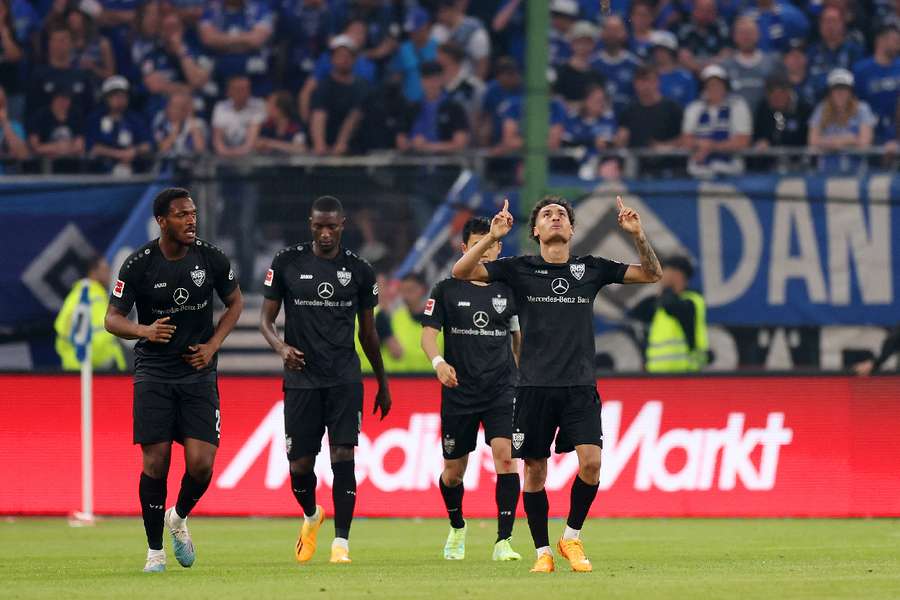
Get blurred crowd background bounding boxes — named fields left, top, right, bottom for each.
left=0, top=0, right=896, bottom=176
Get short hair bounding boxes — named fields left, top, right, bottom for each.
left=420, top=60, right=443, bottom=77
left=270, top=90, right=295, bottom=119
left=402, top=272, right=428, bottom=287
left=438, top=42, right=466, bottom=65
left=494, top=56, right=519, bottom=75
left=82, top=254, right=105, bottom=276
left=663, top=255, right=695, bottom=279
left=462, top=216, right=491, bottom=245
left=528, top=195, right=576, bottom=243
left=634, top=64, right=657, bottom=79
left=311, top=195, right=344, bottom=215
left=153, top=187, right=191, bottom=218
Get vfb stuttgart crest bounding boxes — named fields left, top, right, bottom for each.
left=512, top=431, right=525, bottom=450
left=492, top=295, right=507, bottom=314
left=570, top=263, right=585, bottom=280
left=190, top=267, right=206, bottom=287
left=337, top=268, right=352, bottom=287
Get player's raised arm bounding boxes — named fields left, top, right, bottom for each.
left=616, top=196, right=663, bottom=284
left=451, top=199, right=513, bottom=282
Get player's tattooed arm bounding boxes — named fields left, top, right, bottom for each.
left=259, top=297, right=305, bottom=370
left=617, top=196, right=662, bottom=284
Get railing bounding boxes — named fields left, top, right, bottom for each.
left=1, top=146, right=897, bottom=180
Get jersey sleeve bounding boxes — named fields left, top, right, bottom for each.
left=262, top=251, right=286, bottom=300
left=484, top=256, right=519, bottom=286
left=208, top=244, right=238, bottom=299
left=358, top=260, right=378, bottom=311
left=109, top=252, right=142, bottom=313
left=590, top=256, right=628, bottom=286
left=421, top=281, right=445, bottom=331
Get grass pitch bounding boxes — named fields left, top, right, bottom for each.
left=2, top=517, right=898, bottom=599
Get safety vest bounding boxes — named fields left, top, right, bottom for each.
left=645, top=290, right=708, bottom=373
left=54, top=279, right=126, bottom=371
left=358, top=306, right=438, bottom=374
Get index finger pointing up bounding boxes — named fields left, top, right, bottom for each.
left=616, top=196, right=624, bottom=212
left=502, top=198, right=509, bottom=213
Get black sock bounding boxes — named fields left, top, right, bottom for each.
left=522, top=489, right=550, bottom=549
left=495, top=473, right=520, bottom=542
left=566, top=475, right=600, bottom=531
left=439, top=476, right=465, bottom=529
left=331, top=460, right=356, bottom=540
left=139, top=473, right=166, bottom=550
left=175, top=472, right=211, bottom=519
left=290, top=471, right=318, bottom=517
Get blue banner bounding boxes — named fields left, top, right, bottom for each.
left=547, top=174, right=900, bottom=326
left=0, top=179, right=168, bottom=330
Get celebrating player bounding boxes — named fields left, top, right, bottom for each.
left=105, top=188, right=244, bottom=573
left=420, top=217, right=523, bottom=562
left=452, top=195, right=662, bottom=573
left=259, top=195, right=392, bottom=565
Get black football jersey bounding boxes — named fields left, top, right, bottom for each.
left=263, top=243, right=378, bottom=389
left=421, top=278, right=518, bottom=413
left=109, top=238, right=238, bottom=382
left=484, top=255, right=627, bottom=387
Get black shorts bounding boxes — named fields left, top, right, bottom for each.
left=133, top=380, right=221, bottom=446
left=284, top=383, right=363, bottom=460
left=441, top=399, right=514, bottom=460
left=512, top=386, right=602, bottom=459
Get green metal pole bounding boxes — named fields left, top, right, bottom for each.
left=523, top=0, right=549, bottom=242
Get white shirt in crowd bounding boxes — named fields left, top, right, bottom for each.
left=211, top=97, right=266, bottom=147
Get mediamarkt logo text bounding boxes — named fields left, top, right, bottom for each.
left=217, top=401, right=793, bottom=493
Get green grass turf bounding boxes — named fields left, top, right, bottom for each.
left=1, top=517, right=898, bottom=599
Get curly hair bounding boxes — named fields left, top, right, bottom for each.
left=528, top=195, right=575, bottom=243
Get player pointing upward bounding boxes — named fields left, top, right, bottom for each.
left=452, top=195, right=661, bottom=573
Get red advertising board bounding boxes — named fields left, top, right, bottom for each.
left=1, top=375, right=898, bottom=517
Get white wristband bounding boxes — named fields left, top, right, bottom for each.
left=431, top=356, right=446, bottom=370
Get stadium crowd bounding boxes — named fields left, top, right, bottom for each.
left=0, top=0, right=897, bottom=175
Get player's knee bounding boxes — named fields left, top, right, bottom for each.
left=290, top=456, right=316, bottom=475
left=579, top=457, right=601, bottom=484
left=442, top=471, right=464, bottom=487
left=494, top=456, right=515, bottom=474
left=142, top=449, right=170, bottom=479
left=187, top=458, right=215, bottom=483
left=329, top=445, right=354, bottom=464
left=523, top=460, right=547, bottom=489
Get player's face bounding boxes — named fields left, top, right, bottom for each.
left=159, top=197, right=197, bottom=245
left=309, top=210, right=345, bottom=253
left=462, top=232, right=501, bottom=263
left=533, top=203, right=574, bottom=244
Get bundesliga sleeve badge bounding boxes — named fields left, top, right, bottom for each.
left=424, top=299, right=435, bottom=316
left=113, top=279, right=124, bottom=298
left=264, top=269, right=274, bottom=287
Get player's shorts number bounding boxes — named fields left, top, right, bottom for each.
left=215, top=409, right=221, bottom=435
